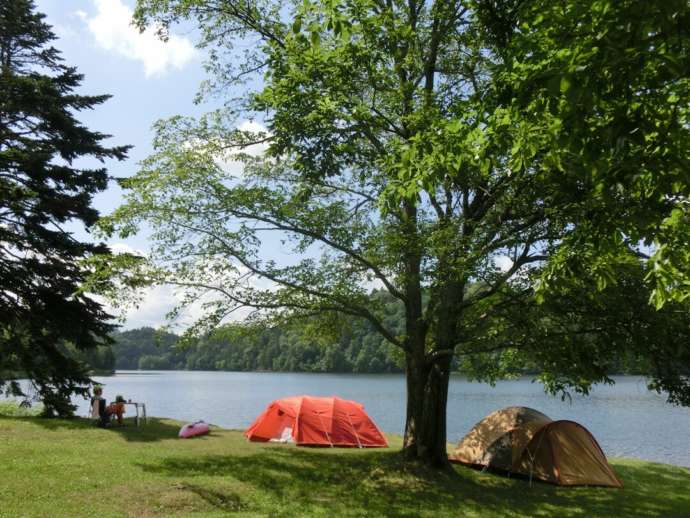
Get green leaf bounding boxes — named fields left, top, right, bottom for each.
left=310, top=30, right=320, bottom=46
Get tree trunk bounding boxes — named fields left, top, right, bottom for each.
left=402, top=278, right=463, bottom=469
left=399, top=195, right=453, bottom=467
left=402, top=352, right=453, bottom=469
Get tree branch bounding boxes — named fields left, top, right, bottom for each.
left=167, top=221, right=404, bottom=349
left=226, top=207, right=406, bottom=303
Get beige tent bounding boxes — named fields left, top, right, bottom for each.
left=449, top=406, right=622, bottom=487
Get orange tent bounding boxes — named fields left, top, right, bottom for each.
left=245, top=395, right=388, bottom=448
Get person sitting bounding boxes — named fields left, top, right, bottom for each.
left=90, top=386, right=108, bottom=427
left=106, top=395, right=126, bottom=426
left=90, top=388, right=126, bottom=427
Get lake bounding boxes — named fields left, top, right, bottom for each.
left=69, top=371, right=690, bottom=467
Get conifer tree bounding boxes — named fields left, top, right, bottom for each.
left=0, top=0, right=129, bottom=416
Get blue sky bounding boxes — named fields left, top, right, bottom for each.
left=35, top=0, right=221, bottom=328
left=37, top=0, right=205, bottom=228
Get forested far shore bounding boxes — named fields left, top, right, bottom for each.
left=113, top=290, right=405, bottom=373
left=112, top=322, right=404, bottom=374
left=107, top=320, right=654, bottom=376
left=24, top=297, right=676, bottom=377
left=106, top=286, right=661, bottom=376
left=6, top=306, right=681, bottom=382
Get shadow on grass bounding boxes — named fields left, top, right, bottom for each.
left=1, top=415, right=182, bottom=443
left=0, top=415, right=89, bottom=431
left=104, top=417, right=183, bottom=442
left=135, top=446, right=690, bottom=517
left=176, top=482, right=248, bottom=513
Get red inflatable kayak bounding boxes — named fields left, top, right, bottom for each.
left=179, top=421, right=210, bottom=438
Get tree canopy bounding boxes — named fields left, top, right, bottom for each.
left=104, top=0, right=690, bottom=465
left=482, top=0, right=690, bottom=309
left=0, top=0, right=128, bottom=416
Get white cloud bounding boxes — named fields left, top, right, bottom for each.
left=183, top=120, right=271, bottom=177
left=110, top=242, right=146, bottom=257
left=215, top=120, right=271, bottom=175
left=101, top=282, right=204, bottom=330
left=117, top=284, right=176, bottom=329
left=100, top=249, right=261, bottom=330
left=79, top=0, right=196, bottom=77
left=117, top=282, right=256, bottom=330
left=237, top=120, right=271, bottom=155
left=493, top=255, right=513, bottom=272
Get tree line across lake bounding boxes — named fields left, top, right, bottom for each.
left=110, top=323, right=403, bottom=374
left=88, top=291, right=651, bottom=377
left=96, top=291, right=408, bottom=374
left=92, top=325, right=656, bottom=377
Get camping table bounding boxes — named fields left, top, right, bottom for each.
left=123, top=402, right=147, bottom=426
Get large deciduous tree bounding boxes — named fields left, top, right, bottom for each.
left=0, top=0, right=128, bottom=416
left=107, top=0, right=689, bottom=466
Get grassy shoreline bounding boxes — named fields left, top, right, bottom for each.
left=1, top=414, right=689, bottom=517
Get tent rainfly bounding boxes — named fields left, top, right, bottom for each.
left=449, top=406, right=622, bottom=487
left=245, top=395, right=388, bottom=448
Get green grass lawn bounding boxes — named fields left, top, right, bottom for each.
left=0, top=414, right=688, bottom=518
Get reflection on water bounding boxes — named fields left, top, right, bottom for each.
left=65, top=371, right=689, bottom=466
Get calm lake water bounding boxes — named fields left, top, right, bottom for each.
left=68, top=371, right=690, bottom=467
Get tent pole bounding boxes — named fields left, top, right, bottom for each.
left=346, top=412, right=363, bottom=449
left=316, top=412, right=334, bottom=447
left=526, top=428, right=548, bottom=488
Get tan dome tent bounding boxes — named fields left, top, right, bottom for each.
left=449, top=406, right=622, bottom=487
